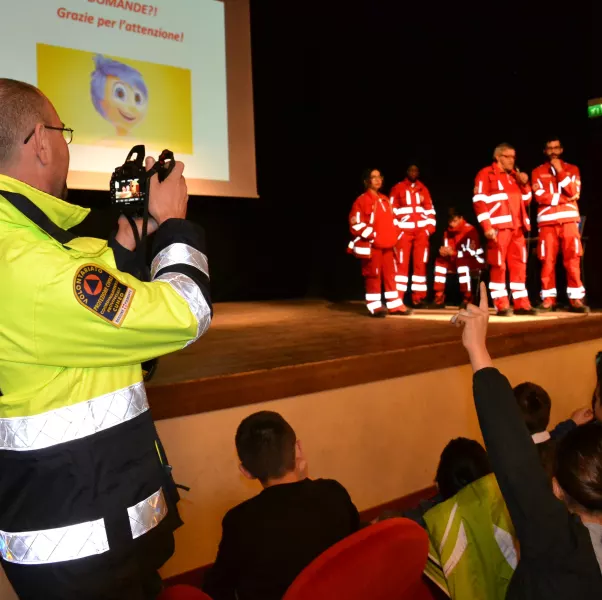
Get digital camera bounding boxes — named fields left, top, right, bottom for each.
left=109, top=145, right=175, bottom=216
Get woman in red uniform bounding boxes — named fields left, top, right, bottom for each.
left=347, top=169, right=412, bottom=317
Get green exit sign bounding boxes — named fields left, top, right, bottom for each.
left=589, top=104, right=602, bottom=118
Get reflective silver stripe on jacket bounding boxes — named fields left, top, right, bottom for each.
left=0, top=487, right=167, bottom=565
left=155, top=272, right=211, bottom=345
left=0, top=519, right=110, bottom=565
left=0, top=382, right=148, bottom=451
left=151, top=243, right=209, bottom=280
left=128, top=488, right=168, bottom=539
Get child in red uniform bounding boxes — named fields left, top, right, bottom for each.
left=433, top=208, right=484, bottom=308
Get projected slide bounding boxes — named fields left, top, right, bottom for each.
left=0, top=0, right=257, bottom=197
left=38, top=46, right=194, bottom=154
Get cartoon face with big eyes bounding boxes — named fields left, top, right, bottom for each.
left=91, top=55, right=148, bottom=136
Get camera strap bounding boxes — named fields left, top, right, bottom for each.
left=1, top=191, right=77, bottom=245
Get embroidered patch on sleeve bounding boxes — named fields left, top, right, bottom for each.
left=73, top=264, right=135, bottom=327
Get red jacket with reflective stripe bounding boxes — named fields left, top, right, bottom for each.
left=444, top=222, right=484, bottom=265
left=531, top=161, right=581, bottom=227
left=347, top=191, right=397, bottom=257
left=473, top=163, right=532, bottom=234
left=389, top=179, right=436, bottom=235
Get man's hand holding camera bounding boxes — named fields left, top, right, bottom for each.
left=116, top=156, right=188, bottom=251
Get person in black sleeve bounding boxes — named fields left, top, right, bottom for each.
left=203, top=411, right=360, bottom=600
left=513, top=382, right=593, bottom=480
left=452, top=282, right=602, bottom=599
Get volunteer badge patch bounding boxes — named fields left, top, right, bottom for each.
left=73, top=264, right=135, bottom=327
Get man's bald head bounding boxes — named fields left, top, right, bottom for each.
left=0, top=79, right=70, bottom=199
left=0, top=79, right=50, bottom=167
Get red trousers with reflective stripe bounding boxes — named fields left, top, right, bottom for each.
left=487, top=228, right=530, bottom=310
left=433, top=256, right=477, bottom=300
left=537, top=223, right=584, bottom=301
left=396, top=230, right=429, bottom=303
left=361, top=247, right=402, bottom=312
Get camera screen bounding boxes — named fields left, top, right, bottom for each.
left=114, top=178, right=142, bottom=202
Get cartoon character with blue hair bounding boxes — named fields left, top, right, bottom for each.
left=91, top=55, right=148, bottom=136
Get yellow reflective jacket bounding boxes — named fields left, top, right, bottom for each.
left=0, top=174, right=212, bottom=573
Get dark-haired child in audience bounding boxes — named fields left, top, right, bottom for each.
left=513, top=382, right=592, bottom=479
left=423, top=439, right=516, bottom=599
left=398, top=437, right=492, bottom=528
left=435, top=437, right=492, bottom=500
left=203, top=411, right=360, bottom=600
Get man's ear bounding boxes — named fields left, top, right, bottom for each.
left=31, top=124, right=52, bottom=167
left=239, top=463, right=255, bottom=480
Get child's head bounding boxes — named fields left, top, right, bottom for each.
left=447, top=207, right=465, bottom=231
left=235, top=411, right=305, bottom=486
left=513, top=382, right=552, bottom=434
left=554, top=421, right=602, bottom=517
left=435, top=438, right=491, bottom=500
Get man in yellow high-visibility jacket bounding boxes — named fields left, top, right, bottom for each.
left=0, top=79, right=212, bottom=599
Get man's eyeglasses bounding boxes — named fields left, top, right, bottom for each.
left=24, top=125, right=74, bottom=145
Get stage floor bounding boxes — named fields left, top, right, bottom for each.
left=147, top=301, right=602, bottom=420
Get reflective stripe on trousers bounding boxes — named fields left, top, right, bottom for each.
left=0, top=382, right=149, bottom=451
left=0, top=488, right=168, bottom=565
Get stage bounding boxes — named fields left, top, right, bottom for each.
left=146, top=301, right=602, bottom=420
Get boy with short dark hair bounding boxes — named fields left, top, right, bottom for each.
left=513, top=382, right=593, bottom=479
left=203, top=411, right=360, bottom=600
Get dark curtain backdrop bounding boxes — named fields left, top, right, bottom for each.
left=69, top=1, right=599, bottom=306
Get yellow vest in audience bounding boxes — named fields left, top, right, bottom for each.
left=423, top=473, right=517, bottom=600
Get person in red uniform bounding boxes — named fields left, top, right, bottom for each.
left=473, top=143, right=537, bottom=316
left=433, top=207, right=485, bottom=308
left=389, top=165, right=436, bottom=308
left=531, top=138, right=589, bottom=313
left=348, top=168, right=412, bottom=317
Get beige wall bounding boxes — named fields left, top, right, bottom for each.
left=156, top=338, right=602, bottom=579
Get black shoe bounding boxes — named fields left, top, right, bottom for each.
left=413, top=301, right=428, bottom=309
left=514, top=307, right=539, bottom=316
left=569, top=303, right=590, bottom=314
left=430, top=303, right=447, bottom=310
left=389, top=307, right=413, bottom=316
left=369, top=310, right=387, bottom=318
left=496, top=308, right=513, bottom=317
left=536, top=302, right=555, bottom=312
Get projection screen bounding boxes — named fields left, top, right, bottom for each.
left=0, top=0, right=257, bottom=198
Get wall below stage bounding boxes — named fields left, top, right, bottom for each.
left=156, top=338, right=601, bottom=579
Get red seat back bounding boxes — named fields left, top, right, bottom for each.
left=283, top=518, right=436, bottom=600
left=158, top=584, right=213, bottom=600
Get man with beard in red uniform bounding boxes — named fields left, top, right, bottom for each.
left=348, top=169, right=412, bottom=317
left=473, top=143, right=538, bottom=316
left=389, top=165, right=436, bottom=308
left=433, top=208, right=485, bottom=308
left=531, top=138, right=589, bottom=313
